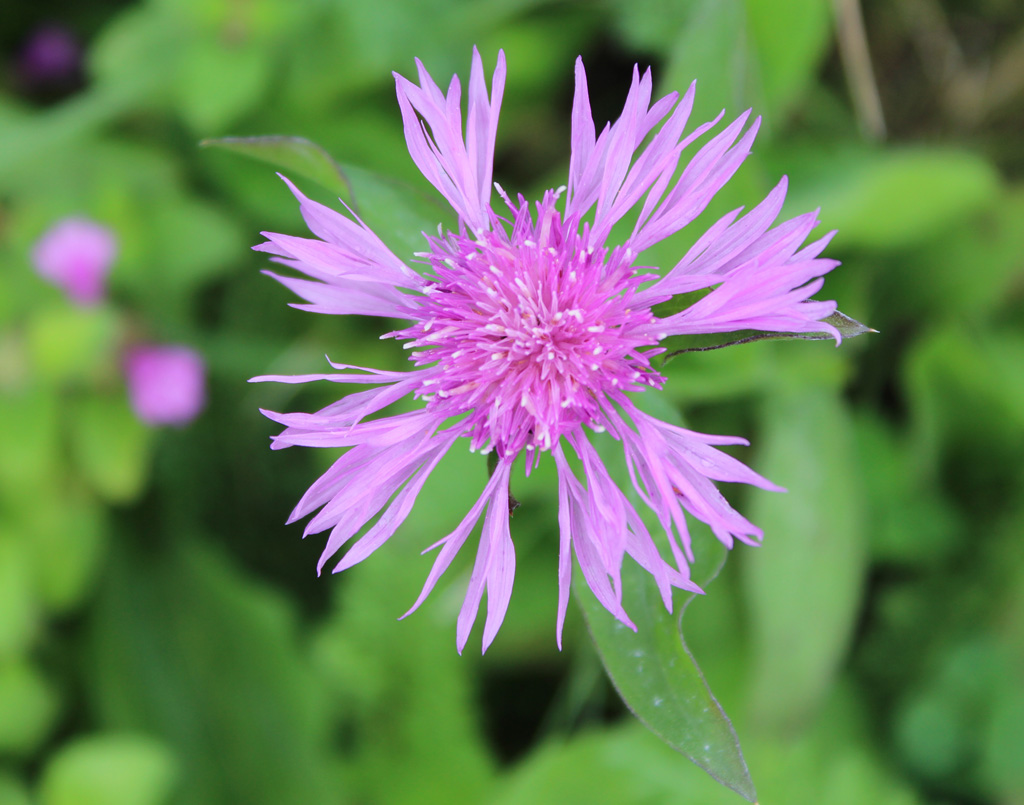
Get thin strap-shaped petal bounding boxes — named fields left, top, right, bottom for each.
left=591, top=66, right=651, bottom=228
left=628, top=113, right=760, bottom=253
left=640, top=191, right=842, bottom=342
left=274, top=175, right=419, bottom=284
left=466, top=48, right=506, bottom=223
left=481, top=481, right=516, bottom=652
left=638, top=177, right=789, bottom=302
left=280, top=424, right=457, bottom=574
left=566, top=61, right=685, bottom=236
left=633, top=409, right=782, bottom=492
left=590, top=81, right=699, bottom=246
left=566, top=57, right=596, bottom=217
left=250, top=363, right=413, bottom=384
left=331, top=433, right=457, bottom=572
left=259, top=377, right=425, bottom=436
left=400, top=459, right=510, bottom=626
left=305, top=429, right=438, bottom=538
left=256, top=234, right=419, bottom=289
left=456, top=458, right=514, bottom=653
left=614, top=402, right=779, bottom=557
left=395, top=48, right=505, bottom=232
left=572, top=434, right=628, bottom=571
left=552, top=444, right=576, bottom=648
left=648, top=261, right=839, bottom=341
left=262, top=270, right=413, bottom=318
left=561, top=433, right=636, bottom=629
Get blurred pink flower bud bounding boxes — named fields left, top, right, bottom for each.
left=124, top=345, right=206, bottom=427
left=31, top=217, right=117, bottom=306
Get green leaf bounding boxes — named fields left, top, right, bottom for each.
left=657, top=0, right=832, bottom=125
left=651, top=287, right=715, bottom=319
left=494, top=685, right=920, bottom=805
left=0, top=658, right=60, bottom=756
left=87, top=5, right=182, bottom=99
left=0, top=4, right=179, bottom=184
left=893, top=638, right=1003, bottom=782
left=147, top=197, right=247, bottom=293
left=0, top=538, right=39, bottom=661
left=742, top=0, right=832, bottom=119
left=851, top=413, right=960, bottom=565
left=577, top=533, right=756, bottom=801
left=0, top=386, right=60, bottom=506
left=490, top=721, right=747, bottom=805
left=39, top=734, right=178, bottom=805
left=204, top=135, right=452, bottom=258
left=817, top=310, right=873, bottom=339
left=22, top=495, right=110, bottom=614
left=661, top=309, right=874, bottom=365
left=876, top=187, right=1024, bottom=322
left=26, top=306, right=121, bottom=385
left=662, top=0, right=750, bottom=125
left=777, top=146, right=1000, bottom=249
left=200, top=136, right=354, bottom=201
left=981, top=673, right=1024, bottom=795
left=0, top=90, right=147, bottom=187
left=341, top=163, right=454, bottom=257
left=745, top=683, right=925, bottom=805
left=311, top=444, right=496, bottom=805
left=611, top=0, right=702, bottom=56
left=895, top=688, right=972, bottom=780
left=0, top=773, right=31, bottom=805
left=86, top=538, right=337, bottom=805
left=69, top=393, right=153, bottom=504
left=744, top=386, right=867, bottom=730
left=173, top=39, right=271, bottom=134
left=905, top=326, right=1024, bottom=478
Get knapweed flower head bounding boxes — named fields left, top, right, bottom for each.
left=254, top=49, right=841, bottom=652
left=124, top=344, right=206, bottom=427
left=31, top=217, right=117, bottom=306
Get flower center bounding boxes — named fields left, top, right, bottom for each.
left=397, top=191, right=663, bottom=456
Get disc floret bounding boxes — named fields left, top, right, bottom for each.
left=396, top=189, right=663, bottom=457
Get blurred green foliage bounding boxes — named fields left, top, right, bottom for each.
left=2, top=0, right=1023, bottom=803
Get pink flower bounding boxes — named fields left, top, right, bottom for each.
left=124, top=345, right=206, bottom=427
left=253, top=50, right=840, bottom=652
left=31, top=217, right=117, bottom=306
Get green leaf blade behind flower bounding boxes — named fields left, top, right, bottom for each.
left=659, top=309, right=874, bottom=365
left=744, top=385, right=868, bottom=731
left=771, top=145, right=1001, bottom=250
left=576, top=532, right=757, bottom=802
left=200, top=135, right=452, bottom=257
left=86, top=537, right=337, bottom=805
left=200, top=135, right=354, bottom=201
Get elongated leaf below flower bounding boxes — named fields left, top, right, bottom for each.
left=660, top=309, right=875, bottom=365
left=576, top=529, right=757, bottom=802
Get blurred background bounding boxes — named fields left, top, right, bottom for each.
left=1, top=0, right=1023, bottom=803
